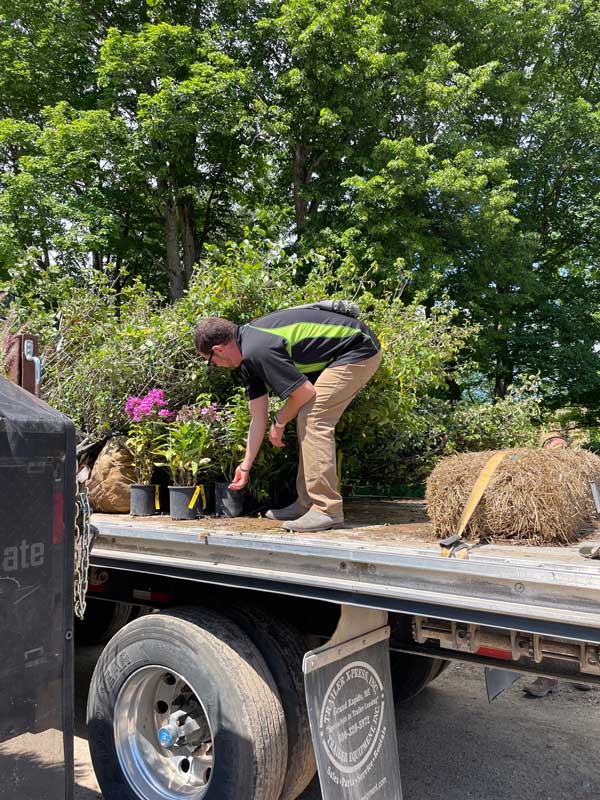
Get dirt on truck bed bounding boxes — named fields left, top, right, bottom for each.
left=93, top=498, right=600, bottom=566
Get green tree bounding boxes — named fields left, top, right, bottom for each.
left=98, top=21, right=261, bottom=298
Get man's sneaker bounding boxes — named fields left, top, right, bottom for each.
left=282, top=509, right=344, bottom=532
left=265, top=500, right=310, bottom=521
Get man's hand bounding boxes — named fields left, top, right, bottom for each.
left=229, top=465, right=250, bottom=490
left=269, top=421, right=286, bottom=448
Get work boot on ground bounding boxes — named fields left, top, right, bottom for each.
left=265, top=499, right=310, bottom=521
left=282, top=509, right=344, bottom=532
left=523, top=677, right=560, bottom=697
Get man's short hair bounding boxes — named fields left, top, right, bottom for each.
left=194, top=317, right=236, bottom=355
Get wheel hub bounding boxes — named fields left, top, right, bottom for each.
left=114, top=666, right=214, bottom=799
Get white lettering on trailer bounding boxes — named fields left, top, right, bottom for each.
left=2, top=540, right=45, bottom=572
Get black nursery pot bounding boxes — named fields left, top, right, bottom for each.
left=130, top=484, right=158, bottom=516
left=169, top=486, right=201, bottom=520
left=195, top=482, right=215, bottom=516
left=214, top=481, right=245, bottom=517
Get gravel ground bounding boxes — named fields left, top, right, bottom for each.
left=66, top=645, right=600, bottom=800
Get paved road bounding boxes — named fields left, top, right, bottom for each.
left=63, top=645, right=600, bottom=800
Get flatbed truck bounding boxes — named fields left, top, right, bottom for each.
left=80, top=498, right=600, bottom=800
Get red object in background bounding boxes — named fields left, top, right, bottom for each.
left=2, top=334, right=40, bottom=395
left=52, top=493, right=64, bottom=545
left=543, top=435, right=569, bottom=449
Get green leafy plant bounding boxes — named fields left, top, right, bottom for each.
left=156, top=420, right=212, bottom=487
left=212, top=388, right=250, bottom=483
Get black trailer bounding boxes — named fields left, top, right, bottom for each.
left=0, top=376, right=76, bottom=799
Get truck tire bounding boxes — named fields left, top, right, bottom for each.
left=389, top=651, right=449, bottom=704
left=87, top=607, right=288, bottom=800
left=74, top=598, right=138, bottom=645
left=219, top=605, right=317, bottom=800
left=388, top=612, right=449, bottom=703
left=430, top=658, right=451, bottom=681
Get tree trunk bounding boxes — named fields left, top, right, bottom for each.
left=197, top=166, right=223, bottom=256
left=178, top=196, right=198, bottom=284
left=494, top=368, right=509, bottom=399
left=159, top=178, right=184, bottom=300
left=494, top=339, right=512, bottom=399
left=493, top=288, right=513, bottom=399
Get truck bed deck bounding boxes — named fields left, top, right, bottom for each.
left=91, top=499, right=600, bottom=644
left=93, top=497, right=600, bottom=564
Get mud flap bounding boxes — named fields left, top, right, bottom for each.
left=485, top=667, right=521, bottom=702
left=303, top=605, right=403, bottom=799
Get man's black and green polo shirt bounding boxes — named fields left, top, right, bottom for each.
left=237, top=306, right=380, bottom=400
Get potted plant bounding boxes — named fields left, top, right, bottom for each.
left=170, top=400, right=221, bottom=515
left=212, top=389, right=251, bottom=517
left=157, top=418, right=212, bottom=520
left=125, top=389, right=172, bottom=516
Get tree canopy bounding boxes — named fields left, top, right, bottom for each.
left=2, top=0, right=600, bottom=419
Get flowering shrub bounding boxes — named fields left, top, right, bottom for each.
left=125, top=388, right=173, bottom=483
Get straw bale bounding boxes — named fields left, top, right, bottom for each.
left=426, top=448, right=600, bottom=544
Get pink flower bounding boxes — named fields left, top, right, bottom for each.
left=158, top=409, right=173, bottom=418
left=126, top=388, right=171, bottom=421
left=200, top=403, right=220, bottom=422
left=125, top=396, right=142, bottom=419
left=147, top=388, right=167, bottom=406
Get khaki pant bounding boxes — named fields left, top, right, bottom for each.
left=296, top=350, right=382, bottom=517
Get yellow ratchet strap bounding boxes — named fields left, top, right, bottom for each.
left=440, top=451, right=508, bottom=559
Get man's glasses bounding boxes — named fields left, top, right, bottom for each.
left=206, top=348, right=215, bottom=367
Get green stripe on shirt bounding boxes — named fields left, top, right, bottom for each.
left=248, top=321, right=365, bottom=351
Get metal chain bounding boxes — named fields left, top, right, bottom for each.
left=74, top=489, right=94, bottom=620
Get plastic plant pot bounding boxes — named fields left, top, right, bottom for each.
left=168, top=486, right=200, bottom=520
left=129, top=485, right=158, bottom=516
left=214, top=482, right=245, bottom=517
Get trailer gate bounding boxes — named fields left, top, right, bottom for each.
left=0, top=376, right=76, bottom=800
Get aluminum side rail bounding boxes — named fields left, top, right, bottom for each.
left=91, top=520, right=600, bottom=644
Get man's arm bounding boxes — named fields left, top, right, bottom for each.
left=269, top=381, right=316, bottom=448
left=228, top=394, right=269, bottom=490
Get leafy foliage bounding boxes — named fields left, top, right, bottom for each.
left=156, top=420, right=212, bottom=487
left=3, top=0, right=600, bottom=484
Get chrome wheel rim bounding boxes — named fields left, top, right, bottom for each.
left=114, top=665, right=214, bottom=800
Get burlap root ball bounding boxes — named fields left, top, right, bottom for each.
left=87, top=435, right=136, bottom=513
left=426, top=448, right=600, bottom=544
